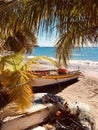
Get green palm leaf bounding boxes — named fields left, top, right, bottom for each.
left=22, top=56, right=60, bottom=71
left=0, top=50, right=26, bottom=72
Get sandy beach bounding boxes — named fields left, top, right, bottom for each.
left=30, top=59, right=98, bottom=130
left=0, top=58, right=98, bottom=130
left=31, top=59, right=98, bottom=130
left=57, top=60, right=98, bottom=130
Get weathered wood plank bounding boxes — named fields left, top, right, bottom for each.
left=1, top=93, right=56, bottom=130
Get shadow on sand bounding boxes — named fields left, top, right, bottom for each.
left=33, top=79, right=78, bottom=94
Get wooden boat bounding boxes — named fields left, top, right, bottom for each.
left=1, top=93, right=94, bottom=130
left=1, top=93, right=57, bottom=130
left=32, top=71, right=81, bottom=87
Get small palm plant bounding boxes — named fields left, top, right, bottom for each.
left=0, top=50, right=59, bottom=111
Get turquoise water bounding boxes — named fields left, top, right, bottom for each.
left=29, top=47, right=98, bottom=61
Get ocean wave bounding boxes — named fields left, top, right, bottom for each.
left=69, top=60, right=98, bottom=66
left=68, top=60, right=98, bottom=74
left=72, top=54, right=82, bottom=56
left=27, top=56, right=98, bottom=67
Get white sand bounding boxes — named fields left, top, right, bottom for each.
left=1, top=58, right=98, bottom=130
left=32, top=59, right=98, bottom=129
left=57, top=60, right=98, bottom=130
left=30, top=58, right=98, bottom=129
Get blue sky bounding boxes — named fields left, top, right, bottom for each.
left=37, top=25, right=58, bottom=46
left=37, top=27, right=98, bottom=47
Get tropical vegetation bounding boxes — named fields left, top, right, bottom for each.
left=0, top=0, right=98, bottom=111
left=0, top=51, right=59, bottom=111
left=0, top=0, right=98, bottom=64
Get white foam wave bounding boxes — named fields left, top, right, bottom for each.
left=27, top=56, right=98, bottom=74
left=68, top=60, right=98, bottom=76
left=69, top=60, right=98, bottom=67
left=72, top=54, right=82, bottom=56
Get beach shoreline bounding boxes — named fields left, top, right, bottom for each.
left=0, top=56, right=98, bottom=129
left=31, top=58, right=98, bottom=129
left=27, top=56, right=98, bottom=129
left=57, top=60, right=98, bottom=130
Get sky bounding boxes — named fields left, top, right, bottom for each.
left=37, top=26, right=58, bottom=47
left=37, top=36, right=57, bottom=47
left=37, top=28, right=98, bottom=47
left=37, top=35, right=98, bottom=47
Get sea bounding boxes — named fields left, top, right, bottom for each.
left=29, top=47, right=98, bottom=62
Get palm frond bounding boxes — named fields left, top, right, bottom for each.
left=22, top=56, right=60, bottom=71
left=0, top=50, right=26, bottom=72
left=0, top=70, right=11, bottom=88
left=0, top=51, right=41, bottom=110
left=8, top=71, right=33, bottom=111
left=56, top=32, right=74, bottom=65
left=0, top=0, right=98, bottom=64
left=3, top=30, right=37, bottom=53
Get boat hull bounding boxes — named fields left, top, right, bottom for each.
left=32, top=72, right=80, bottom=87
left=1, top=93, right=56, bottom=130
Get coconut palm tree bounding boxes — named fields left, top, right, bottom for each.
left=0, top=0, right=98, bottom=65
